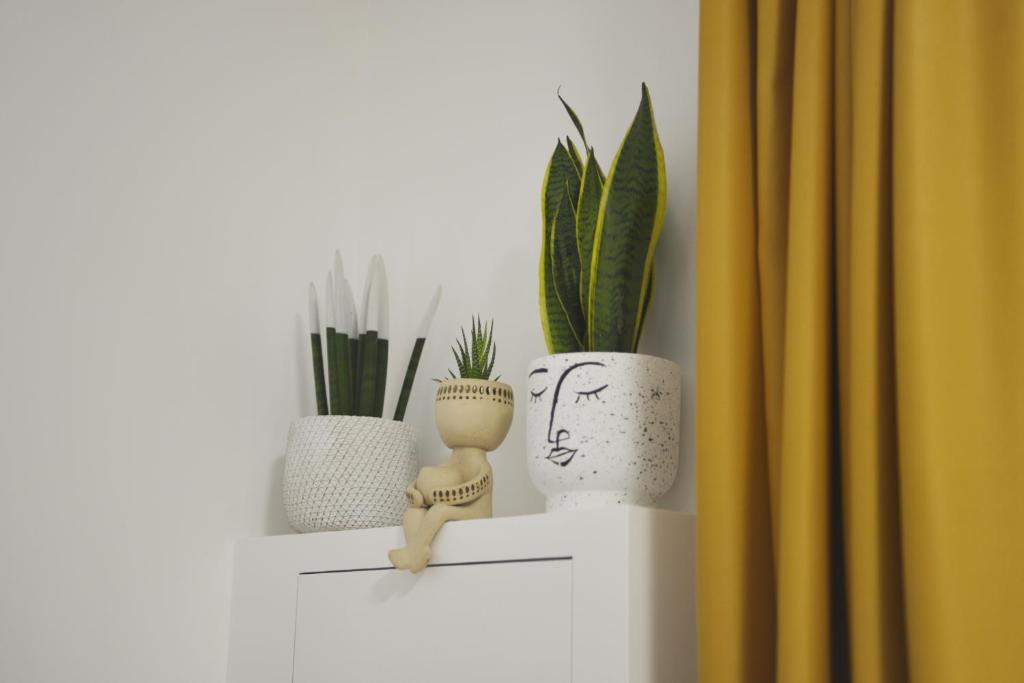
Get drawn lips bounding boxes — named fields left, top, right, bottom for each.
left=546, top=447, right=577, bottom=467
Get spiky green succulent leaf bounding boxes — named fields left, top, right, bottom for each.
left=576, top=148, right=604, bottom=325
left=447, top=317, right=499, bottom=380
left=454, top=331, right=470, bottom=376
left=550, top=188, right=585, bottom=346
left=481, top=319, right=495, bottom=375
left=588, top=83, right=666, bottom=352
left=540, top=141, right=583, bottom=354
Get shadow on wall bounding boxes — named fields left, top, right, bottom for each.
left=294, top=313, right=314, bottom=417
left=264, top=454, right=291, bottom=535
left=638, top=182, right=695, bottom=513
left=657, top=366, right=694, bottom=511
left=641, top=513, right=698, bottom=681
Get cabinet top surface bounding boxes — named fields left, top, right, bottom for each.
left=236, top=506, right=694, bottom=571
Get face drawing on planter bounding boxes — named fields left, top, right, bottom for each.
left=529, top=361, right=609, bottom=467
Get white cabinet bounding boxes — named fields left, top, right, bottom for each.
left=295, top=559, right=572, bottom=682
left=227, top=507, right=695, bottom=683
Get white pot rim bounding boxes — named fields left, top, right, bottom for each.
left=291, top=414, right=415, bottom=431
left=436, top=377, right=513, bottom=390
left=529, top=351, right=680, bottom=369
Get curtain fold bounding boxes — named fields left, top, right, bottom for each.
left=697, top=1, right=1024, bottom=681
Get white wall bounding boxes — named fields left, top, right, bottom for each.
left=0, top=1, right=697, bottom=681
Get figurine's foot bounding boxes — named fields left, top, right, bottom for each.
left=388, top=544, right=432, bottom=573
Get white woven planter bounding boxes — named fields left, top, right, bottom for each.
left=283, top=416, right=418, bottom=532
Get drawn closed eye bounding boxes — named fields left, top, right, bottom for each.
left=530, top=388, right=548, bottom=403
left=574, top=385, right=608, bottom=403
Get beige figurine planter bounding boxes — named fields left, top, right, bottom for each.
left=389, top=377, right=513, bottom=572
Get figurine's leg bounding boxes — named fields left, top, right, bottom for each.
left=402, top=506, right=427, bottom=540
left=389, top=501, right=484, bottom=573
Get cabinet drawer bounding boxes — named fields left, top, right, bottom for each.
left=293, top=559, right=572, bottom=683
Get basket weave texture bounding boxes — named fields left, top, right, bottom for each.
left=284, top=416, right=418, bottom=532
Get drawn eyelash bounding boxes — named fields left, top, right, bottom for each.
left=530, top=388, right=547, bottom=403
left=574, top=385, right=608, bottom=403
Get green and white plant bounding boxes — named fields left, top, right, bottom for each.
left=307, top=253, right=440, bottom=421
left=539, top=83, right=666, bottom=353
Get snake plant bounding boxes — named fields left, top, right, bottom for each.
left=540, top=83, right=666, bottom=353
left=307, top=254, right=441, bottom=421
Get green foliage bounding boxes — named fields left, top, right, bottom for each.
left=576, top=148, right=604, bottom=324
left=446, top=316, right=499, bottom=380
left=550, top=189, right=585, bottom=345
left=540, top=141, right=583, bottom=354
left=539, top=84, right=666, bottom=354
left=309, top=258, right=441, bottom=422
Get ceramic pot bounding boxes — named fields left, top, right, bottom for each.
left=526, top=352, right=681, bottom=511
left=283, top=416, right=418, bottom=532
left=435, top=378, right=514, bottom=450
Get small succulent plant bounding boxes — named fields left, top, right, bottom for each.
left=444, top=316, right=499, bottom=381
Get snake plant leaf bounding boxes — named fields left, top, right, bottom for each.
left=633, top=265, right=654, bottom=352
left=576, top=148, right=604, bottom=324
left=566, top=137, right=584, bottom=176
left=393, top=338, right=424, bottom=421
left=542, top=141, right=581, bottom=249
left=333, top=332, right=354, bottom=415
left=588, top=83, right=666, bottom=352
left=308, top=283, right=328, bottom=415
left=540, top=140, right=583, bottom=353
left=393, top=285, right=441, bottom=421
left=551, top=188, right=586, bottom=346
left=357, top=330, right=378, bottom=416
left=374, top=338, right=388, bottom=418
left=558, top=88, right=589, bottom=151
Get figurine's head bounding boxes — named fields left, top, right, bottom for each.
left=434, top=379, right=514, bottom=451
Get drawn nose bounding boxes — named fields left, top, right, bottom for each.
left=548, top=428, right=570, bottom=447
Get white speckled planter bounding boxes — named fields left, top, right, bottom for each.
left=526, top=352, right=681, bottom=512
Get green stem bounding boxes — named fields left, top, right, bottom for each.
left=353, top=332, right=365, bottom=410
left=393, top=338, right=425, bottom=421
left=325, top=327, right=339, bottom=414
left=348, top=336, right=359, bottom=410
left=310, top=333, right=328, bottom=416
left=333, top=332, right=353, bottom=415
left=374, top=338, right=388, bottom=418
left=357, top=331, right=378, bottom=416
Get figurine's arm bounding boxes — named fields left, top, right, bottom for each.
left=431, top=468, right=491, bottom=506
left=406, top=481, right=425, bottom=507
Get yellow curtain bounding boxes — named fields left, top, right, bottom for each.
left=696, top=1, right=1024, bottom=681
